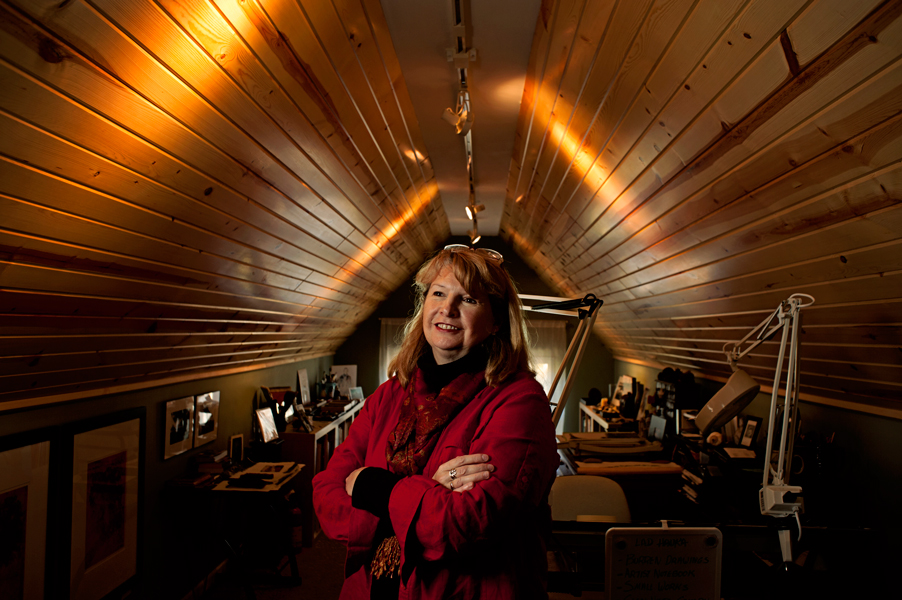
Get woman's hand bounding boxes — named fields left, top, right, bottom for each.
left=345, top=466, right=366, bottom=496
left=432, top=454, right=494, bottom=493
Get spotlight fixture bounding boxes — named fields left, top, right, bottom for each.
left=468, top=227, right=481, bottom=244
left=465, top=203, right=485, bottom=220
left=442, top=90, right=474, bottom=136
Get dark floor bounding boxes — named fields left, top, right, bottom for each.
left=198, top=533, right=593, bottom=600
left=203, top=532, right=346, bottom=600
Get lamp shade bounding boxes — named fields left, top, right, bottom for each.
left=695, top=369, right=760, bottom=436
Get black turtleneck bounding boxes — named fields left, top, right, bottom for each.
left=417, top=346, right=489, bottom=392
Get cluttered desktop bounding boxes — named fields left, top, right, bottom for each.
left=549, top=367, right=874, bottom=599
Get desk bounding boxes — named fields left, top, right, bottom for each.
left=213, top=463, right=303, bottom=599
left=579, top=402, right=634, bottom=432
left=557, top=436, right=682, bottom=523
left=279, top=400, right=365, bottom=546
left=166, top=463, right=303, bottom=599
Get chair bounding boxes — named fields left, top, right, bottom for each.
left=549, top=475, right=631, bottom=523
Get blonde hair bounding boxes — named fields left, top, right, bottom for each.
left=388, top=247, right=533, bottom=387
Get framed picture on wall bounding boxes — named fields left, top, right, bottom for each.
left=193, top=391, right=220, bottom=447
left=0, top=433, right=52, bottom=600
left=68, top=408, right=145, bottom=600
left=163, top=396, right=194, bottom=459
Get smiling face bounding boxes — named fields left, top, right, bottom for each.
left=422, top=268, right=498, bottom=365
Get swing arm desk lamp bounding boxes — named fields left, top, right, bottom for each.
left=519, top=293, right=604, bottom=428
left=695, top=292, right=815, bottom=568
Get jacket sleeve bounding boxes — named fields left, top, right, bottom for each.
left=387, top=376, right=558, bottom=563
left=311, top=383, right=383, bottom=544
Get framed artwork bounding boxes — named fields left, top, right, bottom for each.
left=163, top=396, right=194, bottom=459
left=297, top=369, right=311, bottom=406
left=229, top=434, right=244, bottom=464
left=647, top=414, right=667, bottom=441
left=349, top=386, right=365, bottom=401
left=193, top=391, right=220, bottom=447
left=0, top=435, right=51, bottom=600
left=741, top=416, right=763, bottom=447
left=256, top=408, right=278, bottom=443
left=69, top=408, right=145, bottom=600
left=331, top=365, right=357, bottom=398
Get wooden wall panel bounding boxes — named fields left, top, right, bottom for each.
left=502, top=0, right=902, bottom=415
left=0, top=0, right=448, bottom=408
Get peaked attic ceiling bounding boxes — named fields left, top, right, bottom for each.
left=500, top=0, right=902, bottom=415
left=0, top=0, right=900, bottom=417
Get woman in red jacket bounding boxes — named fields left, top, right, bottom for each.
left=312, top=244, right=559, bottom=599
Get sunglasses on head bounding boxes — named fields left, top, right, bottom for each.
left=443, top=244, right=504, bottom=264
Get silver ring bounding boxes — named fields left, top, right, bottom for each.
left=449, top=468, right=457, bottom=481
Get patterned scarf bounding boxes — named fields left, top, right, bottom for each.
left=372, top=366, right=486, bottom=579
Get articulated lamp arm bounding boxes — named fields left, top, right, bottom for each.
left=723, top=293, right=814, bottom=568
left=520, top=293, right=603, bottom=428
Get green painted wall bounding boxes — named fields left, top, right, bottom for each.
left=0, top=355, right=332, bottom=599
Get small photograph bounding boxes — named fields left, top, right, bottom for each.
left=194, top=391, right=220, bottom=447
left=349, top=387, right=365, bottom=401
left=741, top=416, right=763, bottom=447
left=256, top=408, right=278, bottom=443
left=331, top=365, right=357, bottom=398
left=164, top=396, right=195, bottom=459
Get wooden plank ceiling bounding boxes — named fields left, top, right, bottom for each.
left=1, top=0, right=900, bottom=416
left=502, top=0, right=902, bottom=414
left=0, top=0, right=448, bottom=409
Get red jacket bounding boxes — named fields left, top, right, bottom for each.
left=312, top=369, right=559, bottom=599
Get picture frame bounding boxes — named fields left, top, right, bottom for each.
left=297, top=369, right=311, bottom=406
left=740, top=416, right=763, bottom=447
left=229, top=434, right=244, bottom=464
left=68, top=408, right=145, bottom=600
left=193, top=391, right=220, bottom=447
left=348, top=386, right=365, bottom=401
left=331, top=365, right=357, bottom=398
left=163, top=396, right=194, bottom=459
left=647, top=414, right=667, bottom=441
left=256, top=408, right=278, bottom=443
left=0, top=432, right=52, bottom=600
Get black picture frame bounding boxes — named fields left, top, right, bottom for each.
left=229, top=434, right=244, bottom=465
left=740, top=416, right=762, bottom=447
left=0, top=426, right=57, bottom=600
left=62, top=407, right=146, bottom=600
